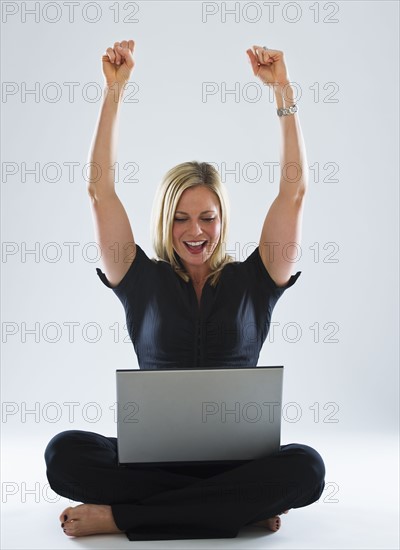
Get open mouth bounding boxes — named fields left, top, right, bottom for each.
left=183, top=240, right=208, bottom=254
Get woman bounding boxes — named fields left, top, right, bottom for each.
left=44, top=39, right=325, bottom=541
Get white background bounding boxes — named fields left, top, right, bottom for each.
left=1, top=1, right=399, bottom=548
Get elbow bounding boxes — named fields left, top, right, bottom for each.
left=280, top=180, right=307, bottom=205
left=87, top=184, right=96, bottom=201
left=294, top=187, right=306, bottom=209
left=295, top=168, right=308, bottom=201
left=296, top=182, right=307, bottom=202
left=87, top=183, right=100, bottom=204
left=280, top=161, right=308, bottom=201
left=87, top=183, right=116, bottom=204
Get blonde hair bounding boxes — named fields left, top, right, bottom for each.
left=151, top=161, right=235, bottom=287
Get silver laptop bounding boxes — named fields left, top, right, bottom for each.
left=116, top=366, right=283, bottom=467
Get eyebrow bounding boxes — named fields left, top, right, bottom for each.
left=175, top=210, right=217, bottom=215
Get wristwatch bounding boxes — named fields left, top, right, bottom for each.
left=277, top=104, right=298, bottom=117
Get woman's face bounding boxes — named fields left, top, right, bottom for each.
left=172, top=186, right=222, bottom=272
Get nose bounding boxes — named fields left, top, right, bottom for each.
left=187, top=219, right=204, bottom=237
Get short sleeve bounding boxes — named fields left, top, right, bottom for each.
left=244, top=246, right=301, bottom=296
left=95, top=244, right=152, bottom=293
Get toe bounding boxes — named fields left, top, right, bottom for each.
left=252, top=515, right=282, bottom=532
left=268, top=515, right=281, bottom=532
left=63, top=518, right=79, bottom=537
left=59, top=506, right=73, bottom=523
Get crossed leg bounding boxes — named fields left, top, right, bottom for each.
left=45, top=430, right=325, bottom=540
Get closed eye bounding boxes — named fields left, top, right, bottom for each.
left=174, top=218, right=215, bottom=222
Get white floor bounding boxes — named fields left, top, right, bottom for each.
left=1, top=431, right=399, bottom=550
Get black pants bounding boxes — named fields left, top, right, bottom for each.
left=44, top=430, right=325, bottom=540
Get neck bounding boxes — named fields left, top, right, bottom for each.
left=181, top=262, right=210, bottom=286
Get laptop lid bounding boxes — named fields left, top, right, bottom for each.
left=116, top=366, right=283, bottom=467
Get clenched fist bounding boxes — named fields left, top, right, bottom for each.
left=246, top=45, right=290, bottom=88
left=102, top=39, right=135, bottom=88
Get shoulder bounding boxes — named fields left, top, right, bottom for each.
left=96, top=244, right=161, bottom=291
left=222, top=245, right=301, bottom=292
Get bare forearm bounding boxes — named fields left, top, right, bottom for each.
left=275, top=83, right=308, bottom=199
left=87, top=85, right=124, bottom=199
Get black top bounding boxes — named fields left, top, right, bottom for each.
left=96, top=244, right=301, bottom=370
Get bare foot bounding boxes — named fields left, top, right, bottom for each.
left=59, top=504, right=124, bottom=537
left=252, top=509, right=289, bottom=532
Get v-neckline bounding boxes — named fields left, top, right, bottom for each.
left=174, top=254, right=207, bottom=311
left=192, top=281, right=205, bottom=310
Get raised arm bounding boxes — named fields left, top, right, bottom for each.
left=87, top=39, right=136, bottom=287
left=247, top=46, right=307, bottom=287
